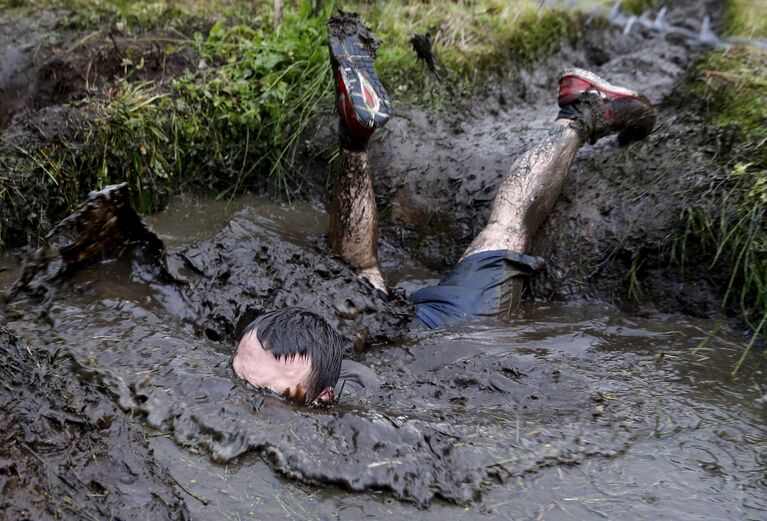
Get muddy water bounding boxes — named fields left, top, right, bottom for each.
left=1, top=195, right=765, bottom=520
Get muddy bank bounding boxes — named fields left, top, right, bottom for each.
left=363, top=0, right=731, bottom=317
left=0, top=10, right=200, bottom=248
left=0, top=327, right=189, bottom=520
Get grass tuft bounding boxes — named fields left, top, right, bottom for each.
left=0, top=0, right=590, bottom=250
left=668, top=1, right=767, bottom=366
left=722, top=0, right=767, bottom=40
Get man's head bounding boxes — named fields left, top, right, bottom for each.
left=232, top=308, right=343, bottom=405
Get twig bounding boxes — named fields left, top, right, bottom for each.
left=170, top=475, right=210, bottom=505
left=107, top=32, right=125, bottom=60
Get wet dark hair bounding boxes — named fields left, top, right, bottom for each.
left=239, top=307, right=343, bottom=404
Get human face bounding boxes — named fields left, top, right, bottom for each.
left=233, top=329, right=313, bottom=402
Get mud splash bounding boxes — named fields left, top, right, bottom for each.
left=2, top=195, right=765, bottom=516
left=4, top=183, right=168, bottom=305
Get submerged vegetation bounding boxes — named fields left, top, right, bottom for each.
left=0, top=0, right=583, bottom=248
left=671, top=0, right=767, bottom=366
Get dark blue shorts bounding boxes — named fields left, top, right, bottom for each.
left=412, top=250, right=544, bottom=329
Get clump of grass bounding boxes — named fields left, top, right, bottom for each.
left=92, top=82, right=175, bottom=212
left=352, top=0, right=580, bottom=98
left=172, top=4, right=333, bottom=196
left=669, top=3, right=767, bottom=370
left=722, top=0, right=767, bottom=40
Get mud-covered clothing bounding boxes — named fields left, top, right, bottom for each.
left=411, top=250, right=543, bottom=329
left=338, top=359, right=381, bottom=394
left=339, top=250, right=543, bottom=392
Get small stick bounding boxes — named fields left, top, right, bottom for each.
left=171, top=475, right=210, bottom=505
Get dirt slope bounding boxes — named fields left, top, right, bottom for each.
left=368, top=0, right=726, bottom=316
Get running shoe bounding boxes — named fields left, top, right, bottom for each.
left=558, top=67, right=656, bottom=144
left=328, top=12, right=391, bottom=143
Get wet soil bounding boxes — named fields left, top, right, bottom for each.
left=2, top=1, right=765, bottom=519
left=0, top=328, right=189, bottom=520
left=328, top=10, right=381, bottom=58
left=2, top=195, right=766, bottom=519
left=0, top=12, right=197, bottom=131
left=363, top=0, right=731, bottom=317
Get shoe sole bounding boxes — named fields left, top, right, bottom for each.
left=559, top=67, right=641, bottom=99
left=558, top=67, right=652, bottom=118
left=328, top=20, right=390, bottom=131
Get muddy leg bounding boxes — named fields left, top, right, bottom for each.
left=462, top=119, right=585, bottom=260
left=328, top=146, right=386, bottom=293
left=326, top=13, right=390, bottom=294
left=457, top=120, right=585, bottom=311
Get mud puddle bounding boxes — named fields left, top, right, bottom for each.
left=1, top=195, right=765, bottom=520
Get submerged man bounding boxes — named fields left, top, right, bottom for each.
left=232, top=13, right=656, bottom=405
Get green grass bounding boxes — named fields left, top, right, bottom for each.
left=0, top=0, right=589, bottom=249
left=722, top=0, right=767, bottom=39
left=348, top=0, right=581, bottom=98
left=670, top=1, right=767, bottom=370
left=172, top=5, right=334, bottom=196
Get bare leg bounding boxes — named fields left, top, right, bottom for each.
left=326, top=13, right=391, bottom=293
left=328, top=147, right=386, bottom=292
left=411, top=69, right=655, bottom=327
left=461, top=119, right=585, bottom=260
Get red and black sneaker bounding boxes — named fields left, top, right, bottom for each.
left=558, top=67, right=656, bottom=144
left=328, top=12, right=391, bottom=147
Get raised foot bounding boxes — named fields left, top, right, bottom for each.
left=328, top=11, right=391, bottom=144
left=558, top=67, right=656, bottom=144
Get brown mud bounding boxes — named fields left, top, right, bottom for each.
left=2, top=194, right=766, bottom=518
left=0, top=328, right=189, bottom=520
left=327, top=10, right=381, bottom=57
left=2, top=0, right=766, bottom=519
left=4, top=183, right=169, bottom=305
